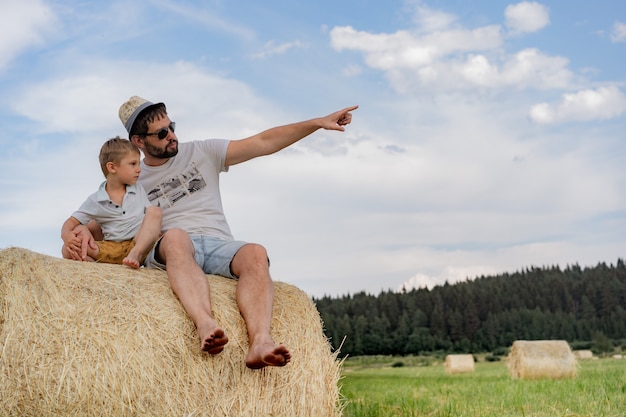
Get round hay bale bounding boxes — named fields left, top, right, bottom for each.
left=0, top=247, right=342, bottom=416
left=573, top=349, right=594, bottom=360
left=507, top=340, right=577, bottom=379
left=444, top=354, right=475, bottom=374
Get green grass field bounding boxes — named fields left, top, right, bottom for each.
left=339, top=356, right=626, bottom=417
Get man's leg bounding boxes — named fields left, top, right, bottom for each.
left=231, top=243, right=291, bottom=369
left=157, top=228, right=228, bottom=354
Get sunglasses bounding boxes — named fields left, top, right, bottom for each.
left=143, top=122, right=176, bottom=140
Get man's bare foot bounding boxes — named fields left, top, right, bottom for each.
left=245, top=341, right=291, bottom=369
left=122, top=255, right=141, bottom=269
left=200, top=327, right=229, bottom=354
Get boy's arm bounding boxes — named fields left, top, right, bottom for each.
left=61, top=217, right=100, bottom=261
left=61, top=217, right=84, bottom=260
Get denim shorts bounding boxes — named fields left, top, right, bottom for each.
left=144, top=234, right=247, bottom=279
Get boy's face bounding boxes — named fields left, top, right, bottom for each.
left=111, top=152, right=142, bottom=185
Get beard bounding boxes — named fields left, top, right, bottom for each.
left=145, top=139, right=179, bottom=159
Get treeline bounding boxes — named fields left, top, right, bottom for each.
left=313, top=260, right=626, bottom=357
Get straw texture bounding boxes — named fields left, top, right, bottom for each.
left=507, top=340, right=577, bottom=379
left=0, top=247, right=342, bottom=416
left=444, top=354, right=475, bottom=374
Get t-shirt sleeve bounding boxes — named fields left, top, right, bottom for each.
left=70, top=197, right=97, bottom=225
left=195, top=139, right=230, bottom=173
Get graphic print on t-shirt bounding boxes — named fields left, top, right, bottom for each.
left=145, top=162, right=207, bottom=208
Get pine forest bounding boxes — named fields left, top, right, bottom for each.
left=313, top=260, right=626, bottom=357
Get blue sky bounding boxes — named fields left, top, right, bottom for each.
left=1, top=0, right=625, bottom=298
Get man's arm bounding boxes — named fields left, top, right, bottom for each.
left=225, top=105, right=358, bottom=166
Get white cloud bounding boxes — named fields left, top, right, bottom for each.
left=610, top=21, right=626, bottom=43
left=499, top=48, right=571, bottom=89
left=413, top=5, right=457, bottom=33
left=0, top=0, right=58, bottom=70
left=402, top=265, right=500, bottom=290
left=505, top=2, right=550, bottom=35
left=329, top=2, right=575, bottom=94
left=398, top=239, right=626, bottom=293
left=331, top=20, right=571, bottom=92
left=251, top=40, right=306, bottom=59
left=454, top=48, right=571, bottom=90
left=330, top=25, right=502, bottom=70
left=529, top=86, right=626, bottom=124
left=10, top=60, right=282, bottom=137
left=12, top=74, right=126, bottom=134
left=330, top=24, right=503, bottom=92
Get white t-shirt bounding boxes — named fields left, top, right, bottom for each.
left=138, top=139, right=234, bottom=240
left=71, top=182, right=151, bottom=242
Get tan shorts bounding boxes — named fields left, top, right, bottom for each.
left=94, top=240, right=153, bottom=265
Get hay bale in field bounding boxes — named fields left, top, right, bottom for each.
left=507, top=340, right=577, bottom=379
left=0, top=247, right=342, bottom=417
left=574, top=349, right=594, bottom=359
left=444, top=354, right=475, bottom=374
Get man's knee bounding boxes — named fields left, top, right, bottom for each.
left=162, top=228, right=190, bottom=243
left=231, top=243, right=270, bottom=276
left=240, top=243, right=268, bottom=262
left=158, top=228, right=194, bottom=261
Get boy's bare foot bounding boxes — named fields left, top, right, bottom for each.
left=200, top=327, right=229, bottom=354
left=122, top=255, right=141, bottom=269
left=245, top=341, right=291, bottom=369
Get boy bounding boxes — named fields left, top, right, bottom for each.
left=61, top=137, right=161, bottom=268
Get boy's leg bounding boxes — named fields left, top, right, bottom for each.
left=84, top=244, right=99, bottom=261
left=124, top=206, right=162, bottom=269
left=94, top=241, right=132, bottom=264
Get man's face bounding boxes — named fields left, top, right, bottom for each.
left=142, top=115, right=179, bottom=160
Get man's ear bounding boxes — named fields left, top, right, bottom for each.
left=130, top=135, right=143, bottom=149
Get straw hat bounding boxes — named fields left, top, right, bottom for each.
left=118, top=96, right=162, bottom=134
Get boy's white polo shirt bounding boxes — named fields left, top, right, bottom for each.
left=71, top=182, right=152, bottom=242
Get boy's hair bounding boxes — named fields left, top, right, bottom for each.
left=99, top=136, right=140, bottom=178
left=129, top=103, right=168, bottom=138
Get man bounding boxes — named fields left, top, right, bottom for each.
left=65, top=96, right=357, bottom=369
